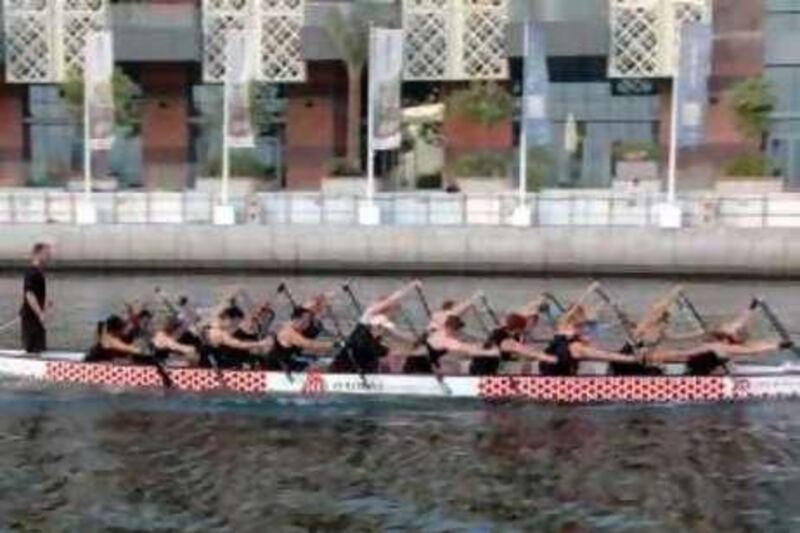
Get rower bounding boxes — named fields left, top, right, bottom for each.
left=151, top=316, right=200, bottom=366
left=471, top=313, right=556, bottom=376
left=204, top=306, right=272, bottom=369
left=404, top=315, right=500, bottom=374
left=607, top=288, right=689, bottom=376
left=646, top=300, right=793, bottom=376
left=428, top=292, right=482, bottom=333
left=86, top=315, right=148, bottom=363
left=121, top=306, right=154, bottom=344
left=299, top=294, right=331, bottom=339
left=234, top=299, right=274, bottom=341
left=330, top=281, right=420, bottom=374
left=263, top=307, right=336, bottom=372
left=540, top=304, right=639, bottom=376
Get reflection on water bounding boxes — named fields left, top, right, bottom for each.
left=0, top=384, right=799, bottom=531
left=0, top=274, right=799, bottom=530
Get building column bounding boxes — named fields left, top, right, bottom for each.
left=140, top=64, right=191, bottom=190
left=0, top=83, right=26, bottom=186
left=285, top=61, right=347, bottom=190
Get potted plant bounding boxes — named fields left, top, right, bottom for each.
left=717, top=154, right=782, bottom=194
left=717, top=77, right=781, bottom=192
left=526, top=147, right=555, bottom=192
left=196, top=151, right=279, bottom=194
left=447, top=151, right=510, bottom=193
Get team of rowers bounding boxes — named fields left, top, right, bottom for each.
left=87, top=281, right=795, bottom=377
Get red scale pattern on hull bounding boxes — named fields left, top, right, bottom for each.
left=478, top=376, right=727, bottom=403
left=46, top=362, right=267, bottom=394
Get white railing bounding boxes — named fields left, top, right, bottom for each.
left=2, top=189, right=800, bottom=228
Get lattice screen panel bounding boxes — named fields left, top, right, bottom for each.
left=61, top=0, right=108, bottom=78
left=202, top=0, right=305, bottom=83
left=3, top=0, right=108, bottom=82
left=608, top=0, right=710, bottom=79
left=403, top=0, right=508, bottom=81
left=3, top=0, right=54, bottom=82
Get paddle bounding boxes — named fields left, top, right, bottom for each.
left=676, top=291, right=709, bottom=332
left=342, top=282, right=365, bottom=316
left=277, top=281, right=300, bottom=308
left=324, top=302, right=369, bottom=387
left=152, top=358, right=175, bottom=389
left=757, top=299, right=800, bottom=358
left=408, top=285, right=451, bottom=395
left=480, top=294, right=501, bottom=327
left=0, top=317, right=20, bottom=334
left=592, top=284, right=638, bottom=351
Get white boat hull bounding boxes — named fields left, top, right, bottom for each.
left=1, top=352, right=800, bottom=404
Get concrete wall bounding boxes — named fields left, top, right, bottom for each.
left=2, top=224, right=800, bottom=277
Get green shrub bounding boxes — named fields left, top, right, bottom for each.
left=416, top=172, right=442, bottom=190
left=61, top=67, right=139, bottom=136
left=728, top=77, right=775, bottom=141
left=447, top=82, right=513, bottom=126
left=205, top=151, right=276, bottom=178
left=723, top=154, right=775, bottom=178
left=612, top=140, right=660, bottom=162
left=327, top=157, right=362, bottom=177
left=526, top=147, right=555, bottom=191
left=449, top=152, right=509, bottom=178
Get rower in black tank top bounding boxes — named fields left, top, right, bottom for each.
left=470, top=327, right=514, bottom=376
left=403, top=335, right=447, bottom=374
left=264, top=334, right=308, bottom=372
left=609, top=342, right=663, bottom=376
left=331, top=323, right=389, bottom=374
left=684, top=350, right=727, bottom=376
left=539, top=334, right=580, bottom=376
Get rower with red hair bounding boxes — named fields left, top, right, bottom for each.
left=470, top=313, right=556, bottom=375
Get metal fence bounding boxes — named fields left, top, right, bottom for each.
left=3, top=189, right=800, bottom=228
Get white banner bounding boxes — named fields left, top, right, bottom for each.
left=369, top=28, right=403, bottom=151
left=85, top=31, right=114, bottom=151
left=225, top=31, right=256, bottom=149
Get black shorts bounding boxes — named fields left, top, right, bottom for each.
left=21, top=315, right=46, bottom=353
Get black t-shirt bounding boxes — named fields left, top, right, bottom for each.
left=21, top=266, right=46, bottom=320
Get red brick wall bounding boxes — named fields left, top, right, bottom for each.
left=285, top=61, right=347, bottom=190
left=139, top=64, right=191, bottom=190
left=0, top=83, right=26, bottom=186
left=442, top=84, right=513, bottom=176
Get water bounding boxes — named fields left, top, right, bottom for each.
left=0, top=274, right=800, bottom=531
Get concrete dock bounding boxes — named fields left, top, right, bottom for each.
left=0, top=224, right=798, bottom=277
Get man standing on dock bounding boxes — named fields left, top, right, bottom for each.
left=20, top=243, right=52, bottom=353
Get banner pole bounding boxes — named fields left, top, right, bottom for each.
left=366, top=24, right=375, bottom=205
left=221, top=75, right=230, bottom=207
left=83, top=61, right=91, bottom=200
left=667, top=69, right=679, bottom=205
left=517, top=19, right=529, bottom=206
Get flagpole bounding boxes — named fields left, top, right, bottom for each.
left=83, top=63, right=91, bottom=200
left=221, top=76, right=230, bottom=207
left=511, top=20, right=533, bottom=226
left=667, top=72, right=679, bottom=205
left=359, top=24, right=380, bottom=225
left=517, top=19, right=529, bottom=206
left=366, top=24, right=375, bottom=205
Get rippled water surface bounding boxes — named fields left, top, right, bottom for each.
left=0, top=274, right=799, bottom=531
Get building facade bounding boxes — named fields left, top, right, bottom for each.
left=0, top=0, right=795, bottom=191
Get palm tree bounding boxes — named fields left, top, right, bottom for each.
left=325, top=0, right=397, bottom=172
